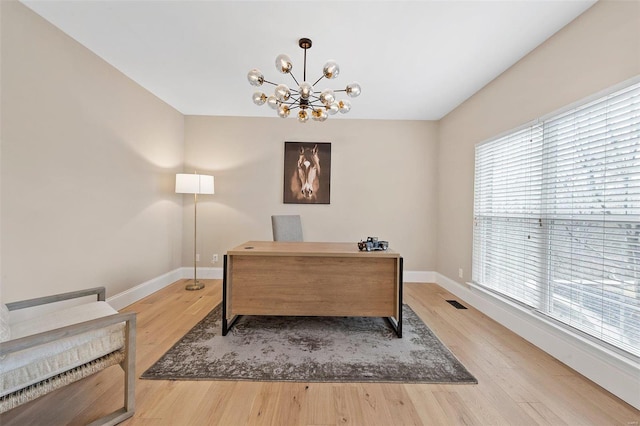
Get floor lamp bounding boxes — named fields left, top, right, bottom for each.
left=176, top=173, right=215, bottom=291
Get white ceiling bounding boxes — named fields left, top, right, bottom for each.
left=21, top=0, right=596, bottom=121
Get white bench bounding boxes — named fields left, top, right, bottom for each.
left=0, top=287, right=136, bottom=425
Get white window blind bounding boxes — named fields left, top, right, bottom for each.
left=473, top=125, right=544, bottom=307
left=473, top=81, right=640, bottom=358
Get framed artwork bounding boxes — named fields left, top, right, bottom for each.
left=283, top=142, right=331, bottom=204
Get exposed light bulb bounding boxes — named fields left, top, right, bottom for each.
left=274, top=84, right=291, bottom=102
left=275, top=54, right=293, bottom=74
left=277, top=104, right=290, bottom=118
left=346, top=82, right=361, bottom=98
left=323, top=60, right=340, bottom=79
left=299, top=82, right=314, bottom=100
left=252, top=92, right=267, bottom=106
left=247, top=69, right=264, bottom=86
left=338, top=99, right=351, bottom=114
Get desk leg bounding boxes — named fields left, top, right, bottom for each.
left=222, top=254, right=240, bottom=336
left=385, top=256, right=403, bottom=338
left=222, top=315, right=240, bottom=336
left=398, top=256, right=403, bottom=337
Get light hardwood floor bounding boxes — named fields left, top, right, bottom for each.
left=1, top=280, right=638, bottom=425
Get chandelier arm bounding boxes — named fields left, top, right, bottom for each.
left=262, top=80, right=278, bottom=87
left=289, top=72, right=300, bottom=87
left=283, top=95, right=300, bottom=106
left=333, top=89, right=347, bottom=93
left=312, top=75, right=325, bottom=87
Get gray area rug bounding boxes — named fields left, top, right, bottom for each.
left=141, top=304, right=477, bottom=384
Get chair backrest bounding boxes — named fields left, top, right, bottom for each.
left=271, top=215, right=303, bottom=242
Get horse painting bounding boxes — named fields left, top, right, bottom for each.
left=283, top=142, right=331, bottom=204
left=291, top=144, right=320, bottom=201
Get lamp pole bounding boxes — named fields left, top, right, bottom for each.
left=186, top=191, right=202, bottom=290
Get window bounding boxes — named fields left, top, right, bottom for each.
left=473, top=81, right=640, bottom=358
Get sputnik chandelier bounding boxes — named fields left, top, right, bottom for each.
left=247, top=38, right=361, bottom=123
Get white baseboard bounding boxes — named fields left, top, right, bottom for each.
left=435, top=272, right=640, bottom=410
left=107, top=267, right=223, bottom=310
left=184, top=266, right=224, bottom=279
left=403, top=270, right=435, bottom=283
left=108, top=266, right=228, bottom=310
left=107, top=268, right=184, bottom=310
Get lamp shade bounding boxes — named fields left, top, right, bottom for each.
left=175, top=173, right=214, bottom=195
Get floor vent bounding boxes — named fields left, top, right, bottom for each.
left=446, top=300, right=467, bottom=310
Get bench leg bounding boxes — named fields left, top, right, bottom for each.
left=88, top=316, right=136, bottom=426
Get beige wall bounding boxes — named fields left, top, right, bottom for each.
left=0, top=1, right=185, bottom=301
left=437, top=0, right=640, bottom=283
left=183, top=116, right=438, bottom=271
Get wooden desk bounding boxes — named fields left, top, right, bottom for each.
left=222, top=241, right=403, bottom=337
